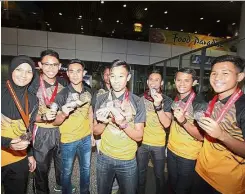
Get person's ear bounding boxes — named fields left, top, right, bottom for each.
left=161, top=80, right=163, bottom=86
left=127, top=73, right=131, bottom=81
left=192, top=80, right=198, bottom=86
left=38, top=62, right=42, bottom=69
left=237, top=72, right=245, bottom=82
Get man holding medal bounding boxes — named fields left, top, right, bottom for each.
left=192, top=55, right=245, bottom=194
left=29, top=50, right=70, bottom=194
left=53, top=59, right=94, bottom=194
left=167, top=68, right=207, bottom=194
left=137, top=69, right=172, bottom=194
left=94, top=60, right=146, bottom=194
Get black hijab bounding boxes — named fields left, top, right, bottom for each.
left=1, top=55, right=37, bottom=120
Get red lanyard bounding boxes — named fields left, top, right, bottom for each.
left=40, top=76, right=58, bottom=106
left=6, top=80, right=29, bottom=128
left=174, top=91, right=196, bottom=112
left=205, top=88, right=243, bottom=123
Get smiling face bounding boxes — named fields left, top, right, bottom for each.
left=210, top=61, right=245, bottom=98
left=174, top=72, right=194, bottom=95
left=38, top=55, right=61, bottom=79
left=147, top=73, right=163, bottom=92
left=109, top=65, right=130, bottom=92
left=12, top=63, right=33, bottom=86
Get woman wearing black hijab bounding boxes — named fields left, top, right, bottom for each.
left=1, top=55, right=39, bottom=194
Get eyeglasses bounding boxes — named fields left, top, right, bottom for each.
left=41, top=62, right=60, bottom=68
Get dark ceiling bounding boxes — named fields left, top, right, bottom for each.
left=1, top=1, right=242, bottom=41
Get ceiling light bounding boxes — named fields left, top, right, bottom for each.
left=101, top=1, right=104, bottom=4
left=78, top=17, right=82, bottom=19
left=47, top=23, right=50, bottom=26
left=120, top=22, right=123, bottom=24
left=232, top=22, right=236, bottom=25
left=150, top=25, right=153, bottom=28
left=165, top=27, right=168, bottom=30
left=79, top=15, right=82, bottom=18
left=195, top=31, right=197, bottom=34
left=208, top=33, right=211, bottom=36
left=164, top=11, right=168, bottom=14
left=45, top=21, right=48, bottom=24
left=81, top=27, right=83, bottom=30
left=123, top=4, right=126, bottom=7
left=116, top=20, right=119, bottom=23
left=59, top=12, right=62, bottom=16
left=200, top=17, right=204, bottom=20
left=3, top=8, right=7, bottom=11
left=216, top=20, right=220, bottom=23
left=181, top=29, right=183, bottom=32
left=32, top=12, right=36, bottom=15
left=235, top=31, right=239, bottom=36
left=98, top=18, right=101, bottom=20
left=50, top=28, right=52, bottom=31
left=144, top=8, right=148, bottom=11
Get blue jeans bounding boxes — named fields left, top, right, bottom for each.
left=136, top=144, right=166, bottom=194
left=167, top=149, right=196, bottom=194
left=61, top=135, right=91, bottom=194
left=97, top=152, right=137, bottom=194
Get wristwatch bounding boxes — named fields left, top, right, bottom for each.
left=179, top=118, right=188, bottom=126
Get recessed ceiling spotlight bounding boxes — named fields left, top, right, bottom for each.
left=232, top=22, right=236, bottom=25
left=81, top=28, right=83, bottom=30
left=150, top=25, right=153, bottom=27
left=181, top=29, right=183, bottom=32
left=120, top=22, right=123, bottom=25
left=200, top=17, right=204, bottom=20
left=164, top=11, right=168, bottom=14
left=47, top=23, right=50, bottom=26
left=116, top=20, right=119, bottom=23
left=98, top=18, right=101, bottom=20
left=101, top=1, right=104, bottom=4
left=144, top=8, right=148, bottom=11
left=59, top=12, right=62, bottom=16
left=50, top=28, right=52, bottom=31
left=32, top=12, right=36, bottom=15
left=78, top=17, right=82, bottom=19
left=216, top=20, right=220, bottom=23
left=123, top=4, right=126, bottom=7
left=79, top=15, right=82, bottom=18
left=195, top=31, right=197, bottom=34
left=165, top=27, right=168, bottom=30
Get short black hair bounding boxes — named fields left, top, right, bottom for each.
left=148, top=69, right=162, bottom=80
left=211, top=55, right=245, bottom=73
left=110, top=59, right=131, bottom=73
left=67, top=59, right=85, bottom=69
left=40, top=49, right=59, bottom=61
left=175, top=68, right=197, bottom=81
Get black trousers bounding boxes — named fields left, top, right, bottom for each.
left=137, top=143, right=166, bottom=194
left=191, top=171, right=220, bottom=194
left=2, top=157, right=29, bottom=194
left=167, top=149, right=196, bottom=194
left=33, top=127, right=62, bottom=194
